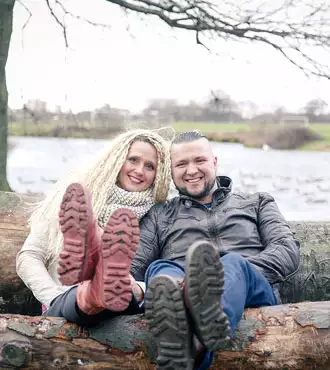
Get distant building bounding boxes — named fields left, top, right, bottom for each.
left=279, top=115, right=309, bottom=126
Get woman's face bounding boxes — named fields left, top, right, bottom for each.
left=117, top=140, right=158, bottom=192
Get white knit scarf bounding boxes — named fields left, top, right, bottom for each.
left=97, top=185, right=154, bottom=228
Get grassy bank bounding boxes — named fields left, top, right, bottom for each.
left=172, top=122, right=330, bottom=151
left=8, top=121, right=330, bottom=151
left=171, top=122, right=252, bottom=133
left=8, top=122, right=120, bottom=139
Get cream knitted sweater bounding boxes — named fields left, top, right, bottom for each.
left=16, top=187, right=154, bottom=308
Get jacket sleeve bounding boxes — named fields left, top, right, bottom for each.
left=16, top=228, right=70, bottom=308
left=247, top=193, right=300, bottom=284
left=131, top=206, right=161, bottom=282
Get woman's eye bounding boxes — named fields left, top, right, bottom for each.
left=146, top=163, right=155, bottom=170
left=128, top=157, right=137, bottom=163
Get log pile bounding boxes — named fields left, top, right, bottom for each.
left=0, top=191, right=330, bottom=369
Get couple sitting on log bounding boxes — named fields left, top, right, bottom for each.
left=16, top=128, right=300, bottom=370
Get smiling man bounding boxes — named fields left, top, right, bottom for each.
left=131, top=130, right=300, bottom=370
left=170, top=134, right=218, bottom=203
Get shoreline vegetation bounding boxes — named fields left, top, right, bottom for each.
left=8, top=122, right=330, bottom=152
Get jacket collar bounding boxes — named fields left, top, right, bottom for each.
left=213, top=176, right=232, bottom=202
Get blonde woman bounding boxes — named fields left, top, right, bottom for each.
left=16, top=129, right=172, bottom=325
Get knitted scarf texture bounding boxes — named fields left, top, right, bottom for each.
left=97, top=184, right=154, bottom=228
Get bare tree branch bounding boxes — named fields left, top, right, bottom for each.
left=44, top=0, right=113, bottom=48
left=45, top=0, right=69, bottom=47
left=43, top=0, right=330, bottom=79
left=53, top=0, right=112, bottom=30
left=17, top=0, right=32, bottom=34
left=103, top=0, right=330, bottom=79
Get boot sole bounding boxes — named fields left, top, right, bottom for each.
left=145, top=275, right=194, bottom=370
left=185, top=241, right=231, bottom=352
left=58, top=183, right=93, bottom=285
left=101, top=208, right=139, bottom=312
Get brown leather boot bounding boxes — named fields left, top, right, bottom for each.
left=58, top=183, right=101, bottom=286
left=76, top=208, right=140, bottom=314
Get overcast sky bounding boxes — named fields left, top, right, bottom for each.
left=7, top=0, right=330, bottom=114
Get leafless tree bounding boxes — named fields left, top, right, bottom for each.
left=304, top=98, right=328, bottom=116
left=104, top=0, right=330, bottom=79
left=43, top=0, right=330, bottom=79
left=1, top=0, right=330, bottom=189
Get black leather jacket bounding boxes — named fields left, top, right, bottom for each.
left=131, top=176, right=300, bottom=286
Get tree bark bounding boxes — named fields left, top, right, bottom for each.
left=0, top=301, right=330, bottom=369
left=0, top=192, right=330, bottom=315
left=0, top=191, right=330, bottom=315
left=0, top=191, right=330, bottom=368
left=0, top=0, right=15, bottom=192
left=0, top=191, right=42, bottom=315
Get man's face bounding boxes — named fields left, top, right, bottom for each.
left=170, top=138, right=218, bottom=203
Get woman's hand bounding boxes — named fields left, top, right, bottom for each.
left=130, top=274, right=144, bottom=303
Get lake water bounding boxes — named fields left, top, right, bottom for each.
left=7, top=136, right=330, bottom=221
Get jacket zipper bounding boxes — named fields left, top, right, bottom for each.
left=206, top=207, right=223, bottom=255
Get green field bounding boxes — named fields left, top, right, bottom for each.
left=9, top=122, right=58, bottom=136
left=299, top=124, right=330, bottom=151
left=8, top=121, right=330, bottom=151
left=171, top=122, right=252, bottom=133
left=171, top=122, right=330, bottom=151
left=8, top=122, right=119, bottom=139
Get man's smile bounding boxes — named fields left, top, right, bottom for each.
left=185, top=177, right=203, bottom=183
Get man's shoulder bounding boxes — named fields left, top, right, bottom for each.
left=230, top=190, right=275, bottom=204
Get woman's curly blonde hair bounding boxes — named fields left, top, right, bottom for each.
left=29, top=128, right=173, bottom=264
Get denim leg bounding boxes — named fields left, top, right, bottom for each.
left=221, top=253, right=278, bottom=334
left=43, top=286, right=142, bottom=327
left=145, top=259, right=185, bottom=290
left=145, top=261, right=210, bottom=370
left=197, top=253, right=278, bottom=370
left=144, top=256, right=277, bottom=370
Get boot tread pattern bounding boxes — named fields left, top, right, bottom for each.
left=58, top=183, right=89, bottom=286
left=101, top=208, right=140, bottom=312
left=145, top=275, right=193, bottom=370
left=186, top=242, right=231, bottom=352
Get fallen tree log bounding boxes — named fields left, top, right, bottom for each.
left=0, top=191, right=329, bottom=313
left=0, top=191, right=42, bottom=315
left=0, top=301, right=330, bottom=369
left=0, top=191, right=330, bottom=369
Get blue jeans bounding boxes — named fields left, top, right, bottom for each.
left=145, top=253, right=278, bottom=369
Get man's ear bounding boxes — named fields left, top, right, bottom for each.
left=213, top=156, right=218, bottom=168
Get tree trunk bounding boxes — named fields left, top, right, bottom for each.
left=0, top=301, right=330, bottom=369
left=0, top=0, right=15, bottom=192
